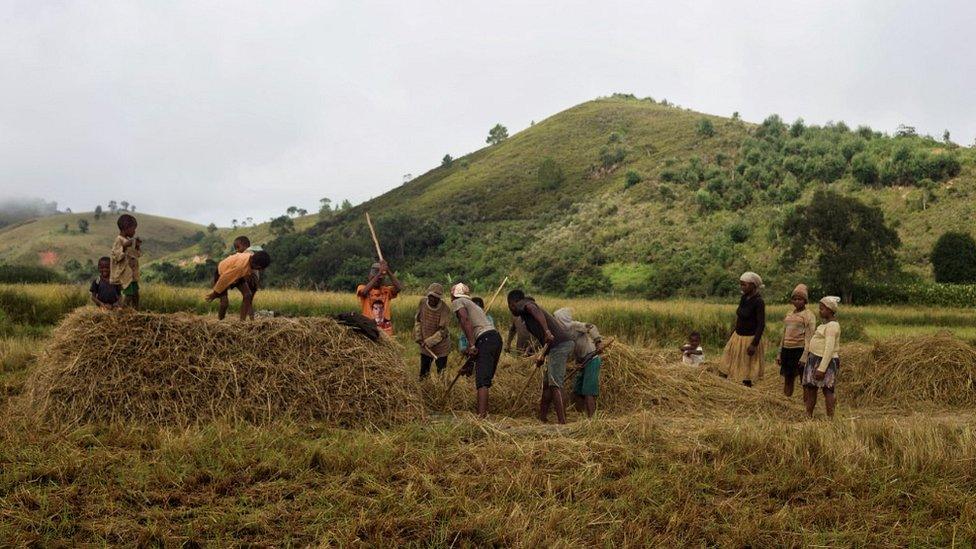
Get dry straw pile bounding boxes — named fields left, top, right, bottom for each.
left=22, top=309, right=425, bottom=428
left=429, top=343, right=794, bottom=418
left=842, top=331, right=976, bottom=408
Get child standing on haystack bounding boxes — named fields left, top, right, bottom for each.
left=776, top=284, right=817, bottom=397
left=90, top=256, right=120, bottom=309
left=802, top=296, right=842, bottom=418
left=110, top=214, right=141, bottom=309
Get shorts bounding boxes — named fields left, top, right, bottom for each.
left=573, top=355, right=602, bottom=397
left=474, top=330, right=503, bottom=389
left=212, top=270, right=259, bottom=298
left=543, top=341, right=574, bottom=389
left=122, top=281, right=139, bottom=297
left=779, top=347, right=804, bottom=378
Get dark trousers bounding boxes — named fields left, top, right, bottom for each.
left=420, top=354, right=448, bottom=378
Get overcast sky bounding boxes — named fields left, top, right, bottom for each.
left=1, top=1, right=974, bottom=226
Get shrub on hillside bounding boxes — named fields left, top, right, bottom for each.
left=931, top=232, right=976, bottom=284
left=624, top=171, right=642, bottom=188
left=696, top=118, right=715, bottom=137
left=537, top=158, right=564, bottom=190
left=0, top=265, right=64, bottom=284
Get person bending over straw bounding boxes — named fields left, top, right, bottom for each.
left=205, top=250, right=272, bottom=320
left=451, top=283, right=502, bottom=418
left=413, top=283, right=452, bottom=380
left=802, top=296, right=842, bottom=418
left=508, top=289, right=574, bottom=424
left=719, top=272, right=767, bottom=388
left=553, top=308, right=605, bottom=418
left=776, top=284, right=816, bottom=398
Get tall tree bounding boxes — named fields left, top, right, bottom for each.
left=94, top=205, right=103, bottom=220
left=441, top=154, right=453, bottom=167
left=207, top=222, right=218, bottom=234
left=931, top=232, right=976, bottom=283
left=120, top=201, right=129, bottom=211
left=269, top=215, right=295, bottom=236
left=782, top=189, right=900, bottom=302
left=107, top=200, right=117, bottom=213
left=486, top=123, right=509, bottom=145
left=286, top=206, right=298, bottom=217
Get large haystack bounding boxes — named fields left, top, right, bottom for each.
left=427, top=343, right=795, bottom=418
left=23, top=309, right=425, bottom=427
left=842, top=332, right=976, bottom=408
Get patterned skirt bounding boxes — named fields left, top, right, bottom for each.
left=801, top=354, right=839, bottom=389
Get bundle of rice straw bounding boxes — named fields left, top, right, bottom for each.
left=22, top=309, right=425, bottom=428
left=842, top=332, right=976, bottom=408
left=427, top=342, right=794, bottom=418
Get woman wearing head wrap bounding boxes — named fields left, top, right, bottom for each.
left=802, top=296, right=842, bottom=418
left=775, top=283, right=817, bottom=398
left=413, top=283, right=452, bottom=380
left=719, top=271, right=767, bottom=387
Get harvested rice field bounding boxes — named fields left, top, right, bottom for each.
left=2, top=285, right=976, bottom=546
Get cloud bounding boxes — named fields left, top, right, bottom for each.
left=1, top=0, right=973, bottom=224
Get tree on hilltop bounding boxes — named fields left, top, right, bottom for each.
left=486, top=123, right=509, bottom=145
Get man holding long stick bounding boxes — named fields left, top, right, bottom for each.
left=357, top=260, right=402, bottom=336
left=507, top=289, right=574, bottom=424
left=450, top=283, right=502, bottom=418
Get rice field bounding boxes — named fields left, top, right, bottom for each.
left=2, top=283, right=976, bottom=545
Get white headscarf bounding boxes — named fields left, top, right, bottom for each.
left=450, top=282, right=471, bottom=299
left=739, top=271, right=764, bottom=290
left=553, top=307, right=574, bottom=332
left=820, top=296, right=841, bottom=312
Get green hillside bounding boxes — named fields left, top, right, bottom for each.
left=0, top=212, right=207, bottom=272
left=261, top=94, right=975, bottom=298
left=7, top=95, right=975, bottom=299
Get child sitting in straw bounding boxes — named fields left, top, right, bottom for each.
left=213, top=236, right=264, bottom=320
left=802, top=296, right=842, bottom=418
left=110, top=214, right=141, bottom=309
left=680, top=332, right=704, bottom=366
left=90, top=256, right=120, bottom=309
left=775, top=284, right=816, bottom=398
left=205, top=248, right=271, bottom=321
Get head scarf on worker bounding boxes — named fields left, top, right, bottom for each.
left=426, top=283, right=444, bottom=299
left=450, top=282, right=471, bottom=300
left=553, top=307, right=575, bottom=333
left=820, top=296, right=841, bottom=312
left=792, top=283, right=809, bottom=301
left=739, top=271, right=764, bottom=290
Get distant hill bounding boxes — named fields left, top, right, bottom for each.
left=0, top=212, right=207, bottom=271
left=259, top=94, right=975, bottom=297
left=4, top=95, right=974, bottom=298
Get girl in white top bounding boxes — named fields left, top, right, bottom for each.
left=801, top=296, right=841, bottom=418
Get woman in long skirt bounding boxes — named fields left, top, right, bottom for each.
left=720, top=271, right=766, bottom=387
left=802, top=296, right=842, bottom=418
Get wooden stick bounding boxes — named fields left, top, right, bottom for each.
left=484, top=276, right=509, bottom=314
left=365, top=212, right=384, bottom=262
left=514, top=343, right=550, bottom=404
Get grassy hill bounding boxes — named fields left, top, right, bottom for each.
left=0, top=212, right=207, bottom=271
left=261, top=94, right=976, bottom=298
left=6, top=95, right=975, bottom=298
